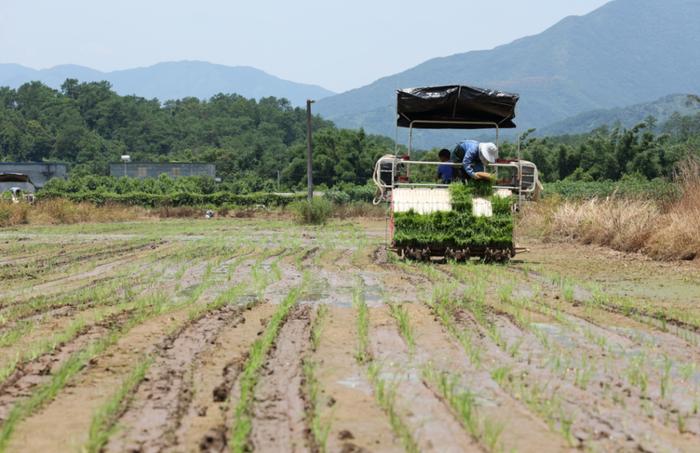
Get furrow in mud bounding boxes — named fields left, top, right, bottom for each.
left=454, top=305, right=699, bottom=452
left=313, top=305, right=402, bottom=453
left=0, top=240, right=161, bottom=290
left=405, top=303, right=569, bottom=452
left=369, top=306, right=480, bottom=453
left=182, top=303, right=278, bottom=453
left=103, top=303, right=250, bottom=452
left=249, top=303, right=312, bottom=452
left=0, top=308, right=132, bottom=423
left=1, top=241, right=167, bottom=302
left=4, top=253, right=257, bottom=451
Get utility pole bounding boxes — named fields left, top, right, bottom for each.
left=306, top=99, right=315, bottom=202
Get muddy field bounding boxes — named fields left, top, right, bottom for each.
left=0, top=218, right=699, bottom=452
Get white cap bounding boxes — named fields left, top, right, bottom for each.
left=478, top=143, right=498, bottom=165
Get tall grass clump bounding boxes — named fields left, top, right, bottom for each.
left=0, top=202, right=30, bottom=227
left=0, top=199, right=146, bottom=227
left=646, top=157, right=700, bottom=260
left=520, top=157, right=700, bottom=260
left=290, top=198, right=333, bottom=225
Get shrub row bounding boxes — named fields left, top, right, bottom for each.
left=37, top=190, right=306, bottom=208
left=543, top=177, right=679, bottom=202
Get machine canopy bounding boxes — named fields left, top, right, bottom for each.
left=396, top=85, right=519, bottom=129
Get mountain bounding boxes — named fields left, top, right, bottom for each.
left=0, top=61, right=335, bottom=106
left=315, top=0, right=700, bottom=145
left=538, top=94, right=700, bottom=136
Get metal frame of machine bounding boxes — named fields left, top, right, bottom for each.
left=373, top=85, right=540, bottom=261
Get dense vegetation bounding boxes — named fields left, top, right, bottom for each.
left=0, top=80, right=391, bottom=190
left=1, top=79, right=699, bottom=204
left=505, top=114, right=700, bottom=183
left=38, top=175, right=375, bottom=207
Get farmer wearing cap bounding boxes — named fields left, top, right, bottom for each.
left=452, top=140, right=498, bottom=181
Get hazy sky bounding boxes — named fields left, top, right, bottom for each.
left=1, top=0, right=610, bottom=92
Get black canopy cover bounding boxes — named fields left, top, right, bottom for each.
left=396, top=85, right=519, bottom=129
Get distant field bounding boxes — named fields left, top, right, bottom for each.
left=0, top=218, right=699, bottom=452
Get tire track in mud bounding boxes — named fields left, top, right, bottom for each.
left=248, top=303, right=312, bottom=452
left=105, top=256, right=301, bottom=452
left=180, top=303, right=278, bottom=452
left=369, top=306, right=480, bottom=453
left=103, top=302, right=255, bottom=452
left=305, top=247, right=406, bottom=452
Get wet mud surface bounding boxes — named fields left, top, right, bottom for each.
left=0, top=219, right=699, bottom=452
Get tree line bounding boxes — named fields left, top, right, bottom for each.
left=0, top=80, right=392, bottom=191
left=1, top=79, right=698, bottom=189
left=506, top=113, right=700, bottom=182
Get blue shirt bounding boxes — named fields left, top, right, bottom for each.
left=437, top=164, right=454, bottom=184
left=455, top=140, right=483, bottom=179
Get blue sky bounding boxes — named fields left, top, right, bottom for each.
left=1, top=0, right=610, bottom=92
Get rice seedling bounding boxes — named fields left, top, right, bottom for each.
left=367, top=363, right=419, bottom=453
left=560, top=280, right=575, bottom=304
left=573, top=359, right=595, bottom=390
left=388, top=303, right=415, bottom=353
left=310, top=304, right=329, bottom=351
left=676, top=412, right=688, bottom=434
left=423, top=365, right=505, bottom=452
left=626, top=354, right=649, bottom=396
left=302, top=359, right=331, bottom=452
left=353, top=286, right=371, bottom=364
left=660, top=354, right=673, bottom=400
left=490, top=366, right=511, bottom=385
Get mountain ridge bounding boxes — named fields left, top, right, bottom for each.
left=538, top=94, right=700, bottom=136
left=0, top=61, right=335, bottom=106
left=315, top=0, right=700, bottom=144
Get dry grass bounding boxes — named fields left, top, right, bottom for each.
left=31, top=199, right=147, bottom=224
left=154, top=206, right=201, bottom=218
left=332, top=201, right=386, bottom=219
left=0, top=198, right=386, bottom=228
left=520, top=158, right=700, bottom=261
left=0, top=199, right=146, bottom=227
left=0, top=203, right=30, bottom=227
left=646, top=158, right=700, bottom=260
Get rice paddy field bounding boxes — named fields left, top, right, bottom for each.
left=0, top=218, right=699, bottom=452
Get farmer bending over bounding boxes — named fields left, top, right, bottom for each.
left=436, top=148, right=454, bottom=184
left=453, top=140, right=498, bottom=181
